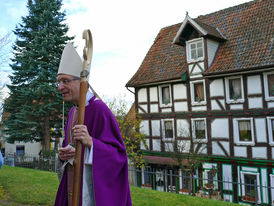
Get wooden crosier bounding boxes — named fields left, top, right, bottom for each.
left=72, top=29, right=93, bottom=206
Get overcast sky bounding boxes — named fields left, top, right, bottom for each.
left=0, top=0, right=252, bottom=104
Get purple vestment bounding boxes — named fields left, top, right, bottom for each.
left=55, top=97, right=132, bottom=206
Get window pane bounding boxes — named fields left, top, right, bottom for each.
left=182, top=171, right=190, bottom=192
left=197, top=48, right=203, bottom=58
left=144, top=167, right=152, bottom=185
left=194, top=82, right=204, bottom=102
left=165, top=121, right=173, bottom=138
left=244, top=174, right=256, bottom=199
left=238, top=120, right=252, bottom=141
left=162, top=86, right=170, bottom=104
left=191, top=50, right=197, bottom=59
left=195, top=120, right=206, bottom=139
left=190, top=43, right=196, bottom=49
left=197, top=42, right=203, bottom=48
left=267, top=74, right=274, bottom=97
left=229, top=78, right=242, bottom=100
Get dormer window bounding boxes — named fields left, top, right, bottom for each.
left=186, top=38, right=204, bottom=62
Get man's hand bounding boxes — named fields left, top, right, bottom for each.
left=58, top=145, right=75, bottom=161
left=72, top=124, right=93, bottom=148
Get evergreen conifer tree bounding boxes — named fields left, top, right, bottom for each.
left=4, top=0, right=73, bottom=150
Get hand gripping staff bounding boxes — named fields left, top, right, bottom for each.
left=72, top=29, right=93, bottom=206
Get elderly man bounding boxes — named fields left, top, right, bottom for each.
left=54, top=43, right=132, bottom=206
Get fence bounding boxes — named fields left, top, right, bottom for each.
left=128, top=167, right=274, bottom=206
left=4, top=153, right=57, bottom=172
left=3, top=154, right=274, bottom=205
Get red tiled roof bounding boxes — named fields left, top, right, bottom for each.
left=126, top=0, right=274, bottom=87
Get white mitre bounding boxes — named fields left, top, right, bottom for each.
left=58, top=43, right=90, bottom=80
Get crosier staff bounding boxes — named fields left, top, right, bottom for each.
left=72, top=29, right=93, bottom=206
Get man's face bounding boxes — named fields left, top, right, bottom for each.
left=57, top=74, right=80, bottom=105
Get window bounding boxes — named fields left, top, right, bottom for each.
left=233, top=118, right=254, bottom=145
left=186, top=38, right=204, bottom=62
left=162, top=119, right=174, bottom=140
left=192, top=118, right=207, bottom=142
left=243, top=174, right=256, bottom=201
left=190, top=80, right=206, bottom=105
left=238, top=120, right=252, bottom=142
left=267, top=117, right=274, bottom=144
left=225, top=76, right=244, bottom=103
left=159, top=85, right=172, bottom=107
left=143, top=167, right=152, bottom=187
left=156, top=169, right=164, bottom=191
left=16, top=145, right=25, bottom=156
left=240, top=171, right=261, bottom=203
left=181, top=171, right=191, bottom=193
left=162, top=86, right=170, bottom=104
left=264, top=71, right=274, bottom=101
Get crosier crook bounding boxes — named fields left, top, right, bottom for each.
left=72, top=29, right=93, bottom=206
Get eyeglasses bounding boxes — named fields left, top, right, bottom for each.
left=56, top=78, right=80, bottom=87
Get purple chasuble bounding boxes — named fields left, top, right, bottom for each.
left=54, top=97, right=132, bottom=206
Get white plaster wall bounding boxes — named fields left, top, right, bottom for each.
left=234, top=146, right=247, bottom=157
left=211, top=118, right=229, bottom=138
left=207, top=39, right=219, bottom=67
left=176, top=119, right=190, bottom=137
left=252, top=147, right=267, bottom=159
left=210, top=79, right=224, bottom=97
left=149, top=87, right=158, bottom=102
left=5, top=141, right=42, bottom=156
left=221, top=141, right=230, bottom=156
left=161, top=108, right=172, bottom=113
left=211, top=99, right=225, bottom=111
left=173, top=84, right=187, bottom=99
left=192, top=106, right=207, bottom=111
left=151, top=120, right=160, bottom=137
left=247, top=75, right=262, bottom=94
left=165, top=142, right=174, bottom=152
left=177, top=140, right=190, bottom=153
left=138, top=104, right=148, bottom=113
left=138, top=88, right=147, bottom=102
left=212, top=142, right=225, bottom=156
left=174, top=102, right=188, bottom=112
left=152, top=139, right=161, bottom=151
left=267, top=102, right=274, bottom=108
left=255, top=118, right=267, bottom=143
left=141, top=138, right=150, bottom=150
left=211, top=100, right=220, bottom=110
left=196, top=144, right=207, bottom=154
left=248, top=97, right=263, bottom=109
left=230, top=104, right=243, bottom=110
left=150, top=104, right=159, bottom=113
left=140, top=120, right=149, bottom=136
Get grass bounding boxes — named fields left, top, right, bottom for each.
left=0, top=165, right=239, bottom=206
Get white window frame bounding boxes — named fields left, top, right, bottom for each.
left=263, top=71, right=274, bottom=101
left=190, top=80, right=206, bottom=105
left=159, top=84, right=172, bottom=108
left=225, top=76, right=244, bottom=104
left=162, top=119, right=175, bottom=141
left=233, top=118, right=255, bottom=146
left=191, top=118, right=207, bottom=142
left=186, top=38, right=204, bottom=63
left=240, top=171, right=261, bottom=203
left=267, top=117, right=274, bottom=145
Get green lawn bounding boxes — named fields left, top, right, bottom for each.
left=0, top=165, right=238, bottom=206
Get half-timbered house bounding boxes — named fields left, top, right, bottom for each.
left=126, top=0, right=274, bottom=204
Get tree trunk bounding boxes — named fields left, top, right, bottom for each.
left=43, top=116, right=50, bottom=150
